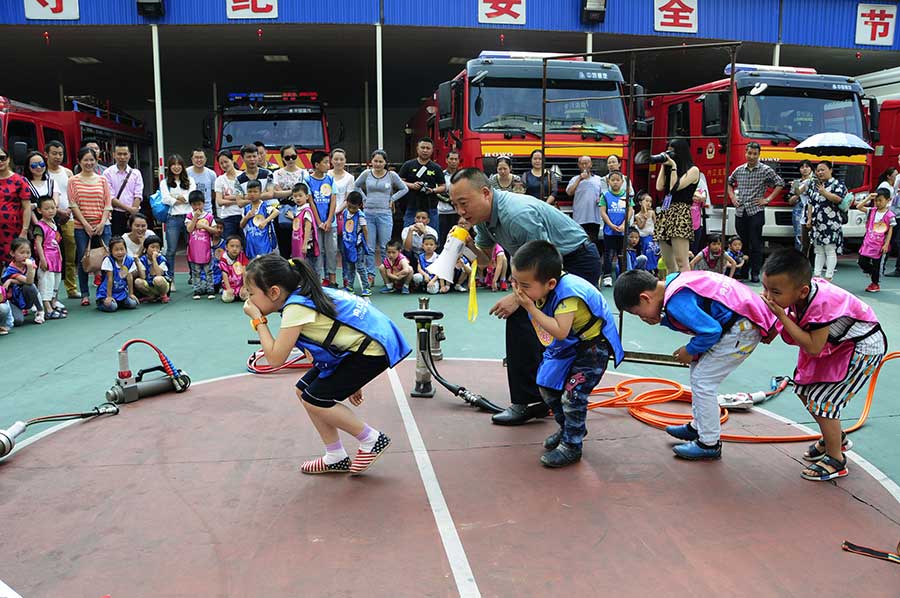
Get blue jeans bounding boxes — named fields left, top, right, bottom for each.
left=791, top=203, right=804, bottom=251
left=222, top=215, right=242, bottom=241
left=0, top=302, right=12, bottom=329
left=342, top=256, right=370, bottom=292
left=97, top=296, right=138, bottom=312
left=538, top=343, right=609, bottom=449
left=164, top=214, right=188, bottom=277
left=365, top=211, right=394, bottom=279
left=403, top=207, right=438, bottom=230
left=74, top=225, right=111, bottom=298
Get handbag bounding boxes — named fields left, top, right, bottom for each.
left=81, top=235, right=108, bottom=273
left=149, top=189, right=168, bottom=224
left=839, top=192, right=852, bottom=225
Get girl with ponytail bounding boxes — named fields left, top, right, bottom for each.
left=243, top=254, right=411, bottom=475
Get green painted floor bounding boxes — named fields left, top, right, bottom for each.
left=2, top=258, right=898, bottom=487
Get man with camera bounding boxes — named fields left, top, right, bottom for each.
left=726, top=142, right=784, bottom=282
left=398, top=137, right=446, bottom=229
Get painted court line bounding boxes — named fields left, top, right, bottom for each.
left=387, top=368, right=481, bottom=598
left=0, top=579, right=23, bottom=598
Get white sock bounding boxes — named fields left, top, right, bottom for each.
left=356, top=425, right=380, bottom=452
left=323, top=440, right=348, bottom=465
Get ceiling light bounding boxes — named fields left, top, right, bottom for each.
left=68, top=56, right=101, bottom=64
left=448, top=57, right=469, bottom=65
left=264, top=55, right=290, bottom=63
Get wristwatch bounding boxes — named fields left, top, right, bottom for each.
left=251, top=316, right=268, bottom=331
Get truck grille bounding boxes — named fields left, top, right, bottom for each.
left=773, top=211, right=794, bottom=226
left=509, top=156, right=611, bottom=190
left=764, top=161, right=865, bottom=190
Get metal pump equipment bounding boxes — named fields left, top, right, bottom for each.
left=404, top=297, right=503, bottom=413
left=106, top=339, right=191, bottom=404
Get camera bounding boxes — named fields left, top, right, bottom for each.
left=649, top=150, right=676, bottom=165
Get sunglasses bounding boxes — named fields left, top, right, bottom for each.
left=30, top=161, right=46, bottom=169
left=282, top=155, right=298, bottom=161
left=0, top=155, right=8, bottom=161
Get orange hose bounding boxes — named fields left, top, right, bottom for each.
left=585, top=351, right=899, bottom=443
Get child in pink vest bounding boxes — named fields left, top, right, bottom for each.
left=219, top=235, right=250, bottom=303
left=32, top=196, right=66, bottom=319
left=185, top=191, right=215, bottom=299
left=856, top=187, right=895, bottom=293
left=614, top=269, right=776, bottom=460
left=289, top=183, right=319, bottom=263
left=762, top=249, right=886, bottom=482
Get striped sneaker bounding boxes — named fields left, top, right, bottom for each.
left=349, top=433, right=391, bottom=475
left=300, top=456, right=351, bottom=475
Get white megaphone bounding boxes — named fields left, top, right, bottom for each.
left=428, top=227, right=475, bottom=282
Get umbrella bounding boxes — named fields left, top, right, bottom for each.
left=794, top=132, right=874, bottom=157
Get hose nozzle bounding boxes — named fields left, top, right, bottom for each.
left=0, top=421, right=27, bottom=458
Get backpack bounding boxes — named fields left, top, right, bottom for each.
left=149, top=189, right=168, bottom=224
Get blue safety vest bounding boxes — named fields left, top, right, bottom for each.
left=534, top=273, right=624, bottom=390
left=96, top=255, right=135, bottom=301
left=341, top=209, right=371, bottom=263
left=601, top=190, right=628, bottom=237
left=282, top=287, right=411, bottom=377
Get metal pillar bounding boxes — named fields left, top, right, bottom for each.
left=375, top=23, right=384, bottom=150
left=586, top=32, right=593, bottom=62
left=411, top=297, right=436, bottom=397
left=151, top=24, right=165, bottom=185
left=364, top=81, right=371, bottom=153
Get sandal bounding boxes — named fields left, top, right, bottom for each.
left=803, top=432, right=852, bottom=462
left=80, top=297, right=90, bottom=307
left=0, top=327, right=8, bottom=336
left=47, top=310, right=63, bottom=320
left=801, top=454, right=848, bottom=481
left=300, top=456, right=351, bottom=475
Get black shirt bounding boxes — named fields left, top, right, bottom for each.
left=397, top=159, right=445, bottom=213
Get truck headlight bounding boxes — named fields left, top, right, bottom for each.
left=853, top=192, right=870, bottom=203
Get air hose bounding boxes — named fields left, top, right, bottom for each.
left=1, top=403, right=120, bottom=459
left=585, top=351, right=898, bottom=443
left=246, top=341, right=313, bottom=374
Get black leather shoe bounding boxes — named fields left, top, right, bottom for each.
left=543, top=428, right=563, bottom=450
left=540, top=442, right=582, bottom=468
left=885, top=270, right=900, bottom=277
left=750, top=275, right=760, bottom=283
left=491, top=403, right=549, bottom=426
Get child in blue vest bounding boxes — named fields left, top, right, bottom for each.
left=135, top=235, right=171, bottom=303
left=598, top=171, right=633, bottom=287
left=510, top=240, right=624, bottom=468
left=240, top=180, right=278, bottom=259
left=614, top=269, right=776, bottom=460
left=243, top=254, right=411, bottom=475
left=210, top=218, right=226, bottom=294
left=96, top=236, right=139, bottom=312
left=339, top=192, right=372, bottom=296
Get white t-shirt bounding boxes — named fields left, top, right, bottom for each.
left=48, top=168, right=71, bottom=211
left=329, top=170, right=356, bottom=210
left=214, top=172, right=245, bottom=218
left=160, top=177, right=197, bottom=216
left=401, top=224, right=438, bottom=253
left=101, top=256, right=137, bottom=274
left=124, top=232, right=146, bottom=257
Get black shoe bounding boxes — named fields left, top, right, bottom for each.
left=540, top=442, right=582, bottom=468
left=750, top=275, right=760, bottom=283
left=885, top=270, right=900, bottom=278
left=491, top=403, right=549, bottom=426
left=543, top=428, right=588, bottom=450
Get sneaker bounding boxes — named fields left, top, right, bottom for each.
left=401, top=285, right=410, bottom=295
left=170, top=282, right=176, bottom=292
left=454, top=284, right=467, bottom=292
left=540, top=442, right=582, bottom=468
left=602, top=277, right=613, bottom=287
left=344, top=286, right=355, bottom=294
left=193, top=293, right=202, bottom=300
left=865, top=283, right=880, bottom=293
left=161, top=295, right=170, bottom=304
left=33, top=312, right=45, bottom=325
left=321, top=278, right=331, bottom=288
left=379, top=285, right=396, bottom=294
left=349, top=433, right=392, bottom=475
left=207, top=294, right=216, bottom=300
left=500, top=281, right=509, bottom=291
left=672, top=440, right=722, bottom=460
left=665, top=423, right=699, bottom=441
left=361, top=288, right=372, bottom=297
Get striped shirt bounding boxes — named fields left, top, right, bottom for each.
left=68, top=175, right=111, bottom=229
left=728, top=162, right=784, bottom=217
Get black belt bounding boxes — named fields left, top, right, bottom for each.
left=564, top=240, right=594, bottom=257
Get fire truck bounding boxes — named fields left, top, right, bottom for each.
left=0, top=95, right=153, bottom=181
left=856, top=66, right=900, bottom=179
left=205, top=91, right=333, bottom=173
left=635, top=64, right=878, bottom=242
left=411, top=51, right=633, bottom=210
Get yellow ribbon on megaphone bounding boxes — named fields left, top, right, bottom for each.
left=447, top=226, right=478, bottom=322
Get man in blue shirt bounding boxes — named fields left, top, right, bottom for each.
left=450, top=168, right=602, bottom=425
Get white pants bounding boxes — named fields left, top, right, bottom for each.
left=813, top=243, right=838, bottom=279
left=37, top=270, right=62, bottom=304
left=689, top=318, right=762, bottom=444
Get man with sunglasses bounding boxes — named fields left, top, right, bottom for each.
left=272, top=144, right=310, bottom=258
left=188, top=148, right=217, bottom=216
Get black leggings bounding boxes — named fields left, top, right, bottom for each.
left=858, top=254, right=885, bottom=284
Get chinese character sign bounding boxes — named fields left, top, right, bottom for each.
left=24, top=0, right=79, bottom=20
left=478, top=0, right=526, bottom=26
left=227, top=0, right=279, bottom=19
left=855, top=3, right=896, bottom=46
left=654, top=0, right=698, bottom=34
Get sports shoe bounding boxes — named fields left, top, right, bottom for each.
left=865, top=283, right=880, bottom=293
left=401, top=285, right=410, bottom=295
left=360, top=288, right=373, bottom=297
left=207, top=294, right=216, bottom=300
left=321, top=278, right=332, bottom=288
left=344, top=286, right=355, bottom=294
left=602, top=277, right=613, bottom=287
left=300, top=456, right=351, bottom=475
left=349, top=433, right=391, bottom=475
left=193, top=293, right=202, bottom=300
left=500, top=280, right=508, bottom=291
left=665, top=423, right=699, bottom=441
left=33, top=312, right=45, bottom=325
left=673, top=440, right=722, bottom=460
left=454, top=284, right=467, bottom=292
left=161, top=295, right=170, bottom=303
left=379, top=285, right=396, bottom=294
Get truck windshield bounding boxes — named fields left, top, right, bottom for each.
left=469, top=79, right=627, bottom=137
left=739, top=89, right=865, bottom=142
left=220, top=118, right=325, bottom=150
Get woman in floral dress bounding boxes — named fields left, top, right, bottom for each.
left=804, top=160, right=847, bottom=281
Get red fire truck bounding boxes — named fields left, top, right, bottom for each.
left=410, top=51, right=633, bottom=210
left=635, top=64, right=878, bottom=243
left=0, top=95, right=153, bottom=180
left=206, top=91, right=333, bottom=173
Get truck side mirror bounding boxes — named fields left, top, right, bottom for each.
left=632, top=84, right=646, bottom=121
left=11, top=141, right=27, bottom=167
left=333, top=121, right=346, bottom=145
left=869, top=97, right=880, bottom=143
left=703, top=93, right=723, bottom=137
left=633, top=120, right=649, bottom=137
left=202, top=115, right=213, bottom=149
left=438, top=81, right=453, bottom=133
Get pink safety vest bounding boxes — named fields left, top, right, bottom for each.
left=291, top=204, right=320, bottom=258
left=859, top=207, right=893, bottom=259
left=782, top=278, right=884, bottom=384
left=664, top=271, right=777, bottom=340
